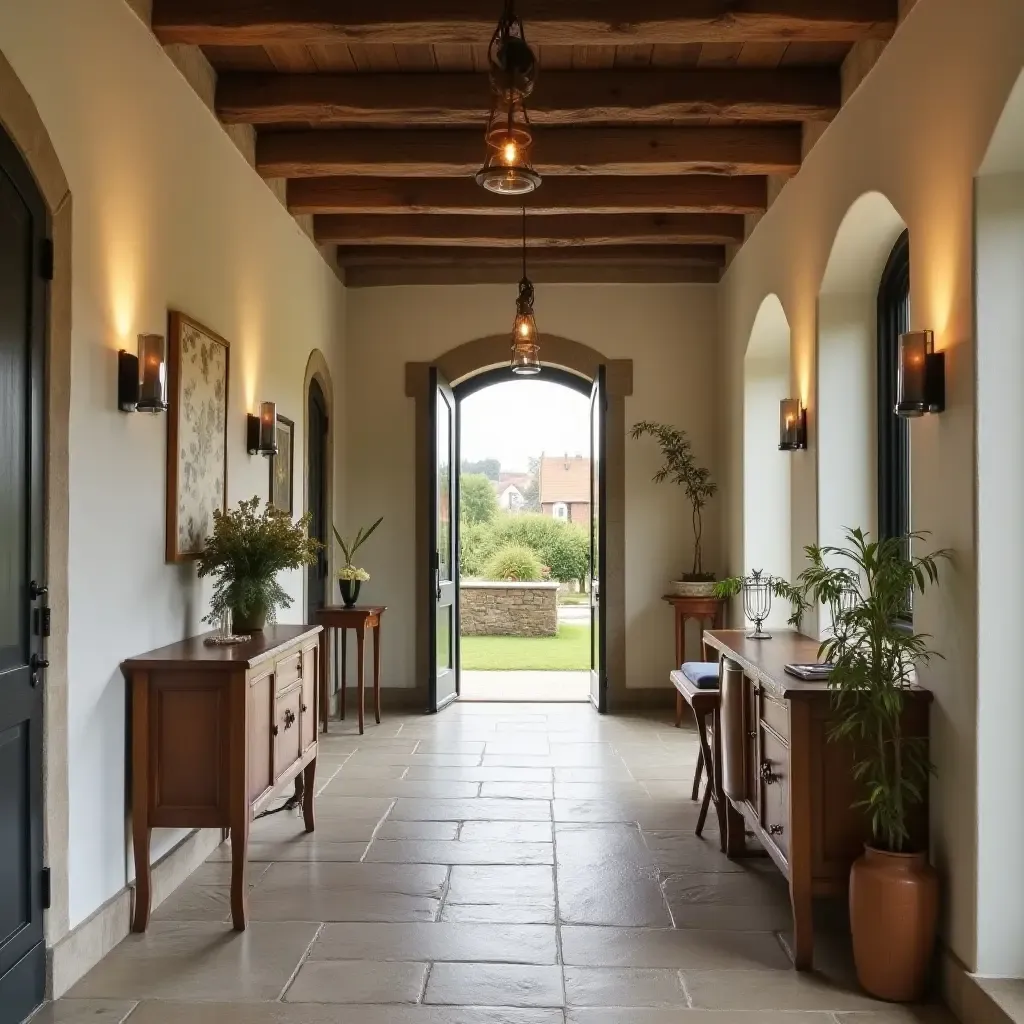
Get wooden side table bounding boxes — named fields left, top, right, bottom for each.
left=663, top=593, right=727, bottom=667
left=315, top=605, right=386, bottom=735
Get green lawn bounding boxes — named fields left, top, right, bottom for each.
left=558, top=593, right=591, bottom=606
left=460, top=624, right=590, bottom=671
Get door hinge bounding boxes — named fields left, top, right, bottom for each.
left=39, top=239, right=54, bottom=282
left=41, top=867, right=51, bottom=910
left=34, top=606, right=51, bottom=638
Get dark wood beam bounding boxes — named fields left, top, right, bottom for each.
left=344, top=264, right=722, bottom=286
left=336, top=244, right=727, bottom=267
left=289, top=175, right=767, bottom=216
left=257, top=126, right=803, bottom=179
left=219, top=69, right=839, bottom=127
left=154, top=1, right=897, bottom=47
left=314, top=212, right=745, bottom=246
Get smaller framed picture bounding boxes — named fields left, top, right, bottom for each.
left=270, top=414, right=294, bottom=515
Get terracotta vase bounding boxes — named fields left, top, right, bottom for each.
left=849, top=845, right=939, bottom=1002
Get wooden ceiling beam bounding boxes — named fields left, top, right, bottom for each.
left=289, top=175, right=767, bottom=216
left=336, top=244, right=727, bottom=267
left=219, top=69, right=839, bottom=126
left=154, top=1, right=897, bottom=47
left=257, top=126, right=804, bottom=179
left=344, top=264, right=722, bottom=286
left=314, top=212, right=746, bottom=246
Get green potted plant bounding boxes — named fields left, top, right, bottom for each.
left=333, top=516, right=383, bottom=607
left=631, top=421, right=718, bottom=597
left=796, top=528, right=949, bottom=1002
left=198, top=496, right=321, bottom=632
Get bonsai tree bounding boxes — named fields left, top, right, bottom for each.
left=198, top=496, right=321, bottom=630
left=796, top=528, right=949, bottom=852
left=631, top=421, right=717, bottom=579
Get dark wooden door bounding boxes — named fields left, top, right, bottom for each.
left=306, top=379, right=329, bottom=620
left=428, top=368, right=459, bottom=712
left=589, top=366, right=607, bottom=713
left=0, top=126, right=47, bottom=1023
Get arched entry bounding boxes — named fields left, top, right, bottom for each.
left=306, top=377, right=330, bottom=619
left=406, top=335, right=632, bottom=713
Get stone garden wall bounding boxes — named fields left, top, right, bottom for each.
left=460, top=582, right=560, bottom=637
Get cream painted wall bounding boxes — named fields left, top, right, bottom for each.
left=345, top=283, right=720, bottom=693
left=0, top=0, right=347, bottom=928
left=719, top=0, right=1024, bottom=971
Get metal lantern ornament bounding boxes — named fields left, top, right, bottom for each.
left=895, top=329, right=945, bottom=417
left=742, top=570, right=774, bottom=640
left=475, top=0, right=542, bottom=195
left=511, top=209, right=541, bottom=374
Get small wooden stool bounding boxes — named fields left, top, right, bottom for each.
left=670, top=668, right=722, bottom=839
left=315, top=605, right=387, bottom=735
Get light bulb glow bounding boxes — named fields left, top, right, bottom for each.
left=502, top=140, right=518, bottom=164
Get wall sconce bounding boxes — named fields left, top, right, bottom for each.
left=118, top=334, right=168, bottom=413
left=246, top=401, right=278, bottom=456
left=778, top=398, right=807, bottom=451
left=896, top=330, right=945, bottom=417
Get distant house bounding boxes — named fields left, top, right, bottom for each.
left=495, top=471, right=530, bottom=513
left=539, top=454, right=591, bottom=524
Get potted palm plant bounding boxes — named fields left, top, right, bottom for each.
left=631, top=421, right=717, bottom=596
left=333, top=516, right=383, bottom=607
left=796, top=528, right=949, bottom=1002
left=198, top=496, right=321, bottom=632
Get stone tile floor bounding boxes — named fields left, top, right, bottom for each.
left=39, top=703, right=954, bottom=1024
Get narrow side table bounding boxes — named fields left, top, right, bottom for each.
left=663, top=593, right=727, bottom=668
left=315, top=605, right=387, bottom=735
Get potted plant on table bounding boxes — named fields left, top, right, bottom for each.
left=333, top=516, right=383, bottom=607
left=198, top=496, right=321, bottom=633
left=631, top=421, right=718, bottom=597
left=797, top=527, right=949, bottom=1002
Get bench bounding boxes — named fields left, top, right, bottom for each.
left=671, top=665, right=721, bottom=838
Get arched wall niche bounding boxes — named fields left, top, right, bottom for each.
left=816, top=191, right=907, bottom=637
left=974, top=69, right=1024, bottom=978
left=743, top=295, right=792, bottom=624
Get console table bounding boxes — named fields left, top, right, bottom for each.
left=703, top=629, right=930, bottom=971
left=122, top=624, right=322, bottom=932
left=315, top=605, right=387, bottom=735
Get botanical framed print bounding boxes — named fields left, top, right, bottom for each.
left=165, top=311, right=230, bottom=562
left=270, top=414, right=294, bottom=516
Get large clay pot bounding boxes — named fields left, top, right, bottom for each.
left=850, top=845, right=939, bottom=1002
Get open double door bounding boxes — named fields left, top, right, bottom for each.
left=426, top=366, right=608, bottom=714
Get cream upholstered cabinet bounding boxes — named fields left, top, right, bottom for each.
left=122, top=624, right=322, bottom=932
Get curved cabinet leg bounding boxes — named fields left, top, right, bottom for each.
left=131, top=819, right=152, bottom=933
left=131, top=672, right=152, bottom=933
left=302, top=757, right=316, bottom=833
left=230, top=809, right=250, bottom=931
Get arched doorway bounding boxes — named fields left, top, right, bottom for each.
left=306, top=376, right=330, bottom=620
left=407, top=336, right=632, bottom=714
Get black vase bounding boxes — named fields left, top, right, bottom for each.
left=339, top=579, right=361, bottom=608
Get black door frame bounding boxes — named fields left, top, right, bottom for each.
left=0, top=122, right=48, bottom=1023
left=306, top=377, right=330, bottom=622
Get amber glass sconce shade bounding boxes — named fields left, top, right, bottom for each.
left=118, top=334, right=167, bottom=413
left=895, top=330, right=945, bottom=417
left=778, top=398, right=807, bottom=451
left=247, top=401, right=278, bottom=456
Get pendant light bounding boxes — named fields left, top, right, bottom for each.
left=475, top=0, right=542, bottom=196
left=511, top=208, right=541, bottom=375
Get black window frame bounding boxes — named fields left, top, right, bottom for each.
left=877, top=230, right=911, bottom=544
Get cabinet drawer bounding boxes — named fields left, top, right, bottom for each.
left=759, top=727, right=789, bottom=858
left=274, top=687, right=302, bottom=779
left=275, top=651, right=301, bottom=693
left=760, top=691, right=789, bottom=742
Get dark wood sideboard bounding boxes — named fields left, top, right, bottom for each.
left=122, top=624, right=322, bottom=932
left=703, top=629, right=930, bottom=970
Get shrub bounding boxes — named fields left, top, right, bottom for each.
left=545, top=524, right=590, bottom=586
left=460, top=520, right=499, bottom=577
left=483, top=544, right=544, bottom=582
left=460, top=473, right=499, bottom=526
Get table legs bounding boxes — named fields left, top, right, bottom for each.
left=373, top=622, right=381, bottom=725
left=340, top=628, right=347, bottom=721
left=694, top=709, right=716, bottom=838
left=691, top=747, right=704, bottom=801
left=302, top=757, right=316, bottom=833
left=229, top=795, right=249, bottom=931
left=357, top=625, right=366, bottom=735
left=319, top=628, right=330, bottom=734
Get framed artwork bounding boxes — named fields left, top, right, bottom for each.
left=165, top=311, right=230, bottom=562
left=270, top=414, right=295, bottom=515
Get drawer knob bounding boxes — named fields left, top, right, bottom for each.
left=272, top=724, right=279, bottom=737
left=284, top=709, right=297, bottom=729
left=301, top=704, right=308, bottom=714
left=769, top=824, right=784, bottom=836
left=760, top=761, right=778, bottom=785
left=747, top=730, right=757, bottom=739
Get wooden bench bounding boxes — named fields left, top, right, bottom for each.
left=670, top=668, right=722, bottom=839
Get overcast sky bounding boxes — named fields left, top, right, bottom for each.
left=461, top=380, right=590, bottom=473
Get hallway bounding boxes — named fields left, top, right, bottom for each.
left=48, top=704, right=946, bottom=1022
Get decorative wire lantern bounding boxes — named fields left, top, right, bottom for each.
left=475, top=0, right=542, bottom=196
left=829, top=580, right=861, bottom=637
left=742, top=570, right=774, bottom=640
left=510, top=208, right=541, bottom=375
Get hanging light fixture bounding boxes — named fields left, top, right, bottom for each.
left=511, top=208, right=541, bottom=375
left=475, top=0, right=542, bottom=196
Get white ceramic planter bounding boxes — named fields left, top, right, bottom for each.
left=670, top=580, right=718, bottom=598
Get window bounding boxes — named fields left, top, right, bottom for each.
left=877, top=230, right=911, bottom=543
left=553, top=501, right=568, bottom=520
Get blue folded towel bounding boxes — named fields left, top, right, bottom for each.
left=681, top=661, right=720, bottom=690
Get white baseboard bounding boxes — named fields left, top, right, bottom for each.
left=47, top=827, right=224, bottom=998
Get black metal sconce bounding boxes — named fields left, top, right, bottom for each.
left=118, top=334, right=168, bottom=413
left=778, top=398, right=807, bottom=451
left=246, top=401, right=278, bottom=456
left=895, top=330, right=945, bottom=417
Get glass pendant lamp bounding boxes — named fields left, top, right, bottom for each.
left=511, top=209, right=541, bottom=375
